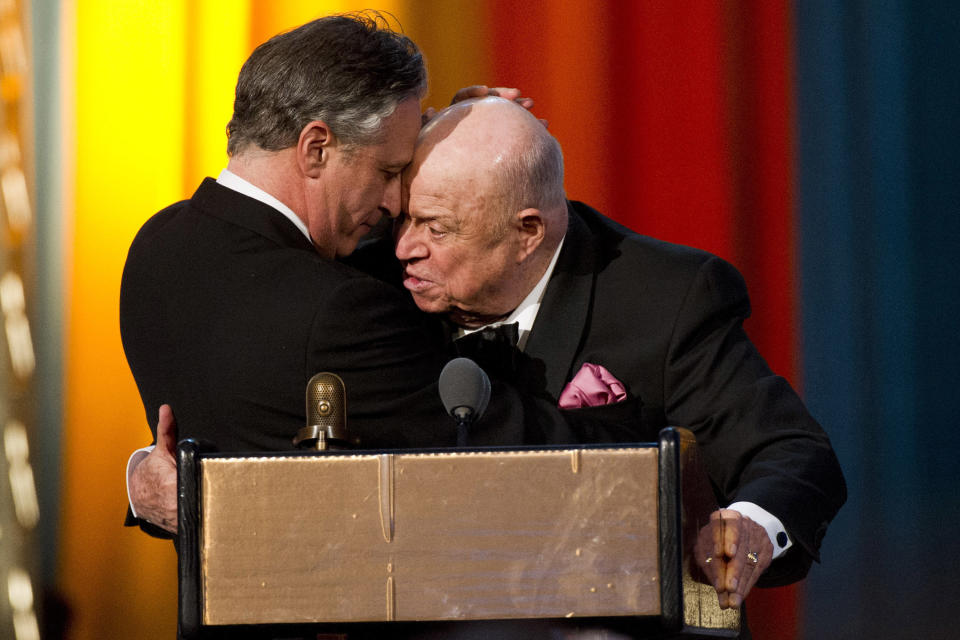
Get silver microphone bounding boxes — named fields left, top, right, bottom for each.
left=293, top=372, right=351, bottom=450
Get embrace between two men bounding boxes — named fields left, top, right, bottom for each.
left=121, top=14, right=844, bottom=639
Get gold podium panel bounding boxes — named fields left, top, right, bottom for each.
left=200, top=448, right=660, bottom=625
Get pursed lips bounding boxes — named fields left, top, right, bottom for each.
left=402, top=268, right=435, bottom=294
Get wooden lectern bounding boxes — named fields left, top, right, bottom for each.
left=177, top=428, right=739, bottom=638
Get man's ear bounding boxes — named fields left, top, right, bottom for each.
left=297, top=120, right=334, bottom=177
left=515, top=208, right=545, bottom=261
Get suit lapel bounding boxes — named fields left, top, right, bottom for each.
left=524, top=203, right=597, bottom=398
left=191, top=178, right=318, bottom=253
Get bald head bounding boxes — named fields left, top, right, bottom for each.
left=411, top=97, right=566, bottom=228
left=395, top=97, right=568, bottom=326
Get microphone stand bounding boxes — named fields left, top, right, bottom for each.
left=452, top=408, right=474, bottom=448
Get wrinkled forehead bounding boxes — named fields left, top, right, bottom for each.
left=404, top=160, right=502, bottom=240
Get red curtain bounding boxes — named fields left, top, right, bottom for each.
left=488, top=2, right=801, bottom=637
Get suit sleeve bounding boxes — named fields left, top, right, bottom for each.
left=304, top=275, right=452, bottom=448
left=664, top=256, right=846, bottom=586
left=119, top=229, right=176, bottom=539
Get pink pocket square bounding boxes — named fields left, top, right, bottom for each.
left=558, top=363, right=628, bottom=409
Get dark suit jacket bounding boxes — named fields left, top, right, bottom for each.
left=120, top=179, right=575, bottom=473
left=515, top=201, right=846, bottom=586
left=344, top=201, right=845, bottom=639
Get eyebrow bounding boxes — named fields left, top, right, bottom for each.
left=409, top=210, right=457, bottom=229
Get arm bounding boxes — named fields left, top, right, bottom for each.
left=664, top=256, right=846, bottom=595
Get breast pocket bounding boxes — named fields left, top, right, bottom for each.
left=559, top=395, right=653, bottom=444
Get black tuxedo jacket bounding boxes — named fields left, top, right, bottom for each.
left=516, top=201, right=846, bottom=586
left=120, top=179, right=578, bottom=464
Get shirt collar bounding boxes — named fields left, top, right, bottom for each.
left=457, top=236, right=565, bottom=350
left=216, top=168, right=312, bottom=243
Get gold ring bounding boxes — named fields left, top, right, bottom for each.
left=746, top=551, right=759, bottom=565
left=704, top=556, right=713, bottom=564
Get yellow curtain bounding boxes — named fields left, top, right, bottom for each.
left=58, top=2, right=487, bottom=638
left=61, top=1, right=190, bottom=638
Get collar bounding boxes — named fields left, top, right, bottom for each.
left=456, top=236, right=565, bottom=350
left=216, top=168, right=312, bottom=242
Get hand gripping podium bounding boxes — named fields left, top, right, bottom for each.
left=177, top=428, right=739, bottom=638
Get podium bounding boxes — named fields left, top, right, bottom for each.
left=177, top=428, right=739, bottom=638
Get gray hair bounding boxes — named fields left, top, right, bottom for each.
left=493, top=128, right=566, bottom=234
left=226, top=12, right=426, bottom=156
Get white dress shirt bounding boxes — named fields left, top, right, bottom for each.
left=216, top=168, right=312, bottom=241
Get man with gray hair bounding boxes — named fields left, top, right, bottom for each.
left=394, top=96, right=845, bottom=627
left=121, top=14, right=563, bottom=536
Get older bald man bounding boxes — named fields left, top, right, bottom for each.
left=394, top=97, right=845, bottom=614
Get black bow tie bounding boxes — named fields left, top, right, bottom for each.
left=453, top=322, right=520, bottom=369
left=470, top=322, right=520, bottom=347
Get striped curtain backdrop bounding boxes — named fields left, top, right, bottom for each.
left=42, top=1, right=958, bottom=639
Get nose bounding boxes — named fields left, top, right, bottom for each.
left=381, top=175, right=402, bottom=218
left=394, top=216, right=427, bottom=261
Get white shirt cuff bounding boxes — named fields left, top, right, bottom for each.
left=126, top=446, right=154, bottom=519
left=726, top=501, right=792, bottom=559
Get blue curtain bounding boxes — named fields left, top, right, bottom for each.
left=796, top=1, right=960, bottom=637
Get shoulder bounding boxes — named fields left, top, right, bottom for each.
left=128, top=199, right=191, bottom=248
left=567, top=200, right=746, bottom=297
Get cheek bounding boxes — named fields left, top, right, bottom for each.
left=365, top=182, right=386, bottom=207
left=447, top=259, right=491, bottom=300
left=340, top=177, right=380, bottom=215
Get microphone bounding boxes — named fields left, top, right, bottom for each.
left=439, top=357, right=491, bottom=447
left=293, top=372, right=351, bottom=450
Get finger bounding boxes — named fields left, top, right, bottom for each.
left=724, top=517, right=769, bottom=606
left=487, top=88, right=535, bottom=109
left=695, top=523, right=722, bottom=587
left=702, top=511, right=729, bottom=590
left=450, top=85, right=488, bottom=104
left=718, top=509, right=744, bottom=558
left=486, top=86, right=522, bottom=101
left=711, top=511, right=752, bottom=596
left=724, top=554, right=751, bottom=607
left=516, top=97, right=534, bottom=109
left=716, top=590, right=732, bottom=609
left=421, top=106, right=437, bottom=127
left=731, top=522, right=774, bottom=607
left=722, top=528, right=747, bottom=593
left=709, top=510, right=726, bottom=559
left=156, top=404, right=178, bottom=456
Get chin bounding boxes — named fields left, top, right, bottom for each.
left=411, top=295, right=446, bottom=315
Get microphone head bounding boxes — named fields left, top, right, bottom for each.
left=307, top=372, right=346, bottom=428
left=439, top=357, right=491, bottom=424
left=295, top=372, right=349, bottom=449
